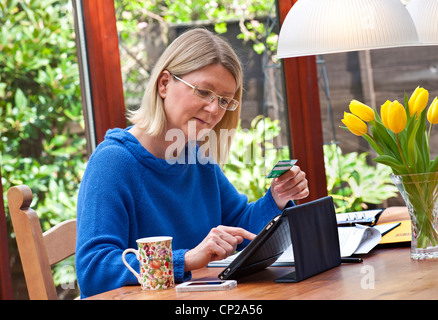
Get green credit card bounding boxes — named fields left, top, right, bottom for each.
left=265, top=160, right=297, bottom=178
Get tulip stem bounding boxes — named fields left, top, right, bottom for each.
left=396, top=134, right=411, bottom=173
left=428, top=123, right=433, bottom=142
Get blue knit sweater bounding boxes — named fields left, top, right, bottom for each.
left=76, top=127, right=288, bottom=298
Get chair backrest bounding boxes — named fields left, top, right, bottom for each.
left=7, top=185, right=76, bottom=300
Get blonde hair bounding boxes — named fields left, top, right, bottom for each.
left=127, top=28, right=243, bottom=165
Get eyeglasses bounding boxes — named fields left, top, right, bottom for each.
left=171, top=74, right=239, bottom=111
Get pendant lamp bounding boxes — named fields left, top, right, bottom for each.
left=406, top=0, right=438, bottom=45
left=277, top=0, right=420, bottom=58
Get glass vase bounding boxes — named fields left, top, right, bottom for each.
left=391, top=172, right=438, bottom=260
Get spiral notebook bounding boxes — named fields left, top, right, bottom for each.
left=336, top=209, right=384, bottom=227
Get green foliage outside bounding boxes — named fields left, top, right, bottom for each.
left=0, top=0, right=86, bottom=226
left=0, top=0, right=86, bottom=289
left=116, top=0, right=276, bottom=51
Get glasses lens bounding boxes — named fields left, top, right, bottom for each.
left=194, top=88, right=212, bottom=101
left=193, top=87, right=238, bottom=111
left=227, top=100, right=238, bottom=111
left=218, top=97, right=232, bottom=108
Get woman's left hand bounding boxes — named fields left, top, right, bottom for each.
left=270, top=166, right=309, bottom=210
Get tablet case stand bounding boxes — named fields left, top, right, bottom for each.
left=275, top=196, right=341, bottom=282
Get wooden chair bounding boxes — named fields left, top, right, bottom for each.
left=7, top=185, right=76, bottom=300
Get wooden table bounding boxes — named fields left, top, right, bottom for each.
left=86, top=246, right=438, bottom=300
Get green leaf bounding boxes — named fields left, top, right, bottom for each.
left=414, top=143, right=425, bottom=173
left=362, top=133, right=384, bottom=155
left=429, top=155, right=438, bottom=172
left=407, top=115, right=422, bottom=170
left=14, top=88, right=28, bottom=109
left=0, top=82, right=6, bottom=97
left=373, top=155, right=406, bottom=174
left=214, top=22, right=227, bottom=34
left=371, top=122, right=401, bottom=161
left=402, top=112, right=416, bottom=154
left=415, top=109, right=429, bottom=171
left=404, top=92, right=411, bottom=121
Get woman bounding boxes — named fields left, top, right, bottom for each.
left=76, top=28, right=309, bottom=298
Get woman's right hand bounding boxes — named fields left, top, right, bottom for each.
left=183, top=225, right=256, bottom=272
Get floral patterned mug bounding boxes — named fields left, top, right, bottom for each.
left=122, top=236, right=174, bottom=290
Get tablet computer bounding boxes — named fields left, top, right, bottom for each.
left=218, top=211, right=291, bottom=280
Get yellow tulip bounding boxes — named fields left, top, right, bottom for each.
left=408, top=86, right=429, bottom=118
left=408, top=86, right=421, bottom=113
left=342, top=112, right=368, bottom=136
left=427, top=97, right=438, bottom=125
left=409, top=86, right=420, bottom=104
left=380, top=100, right=391, bottom=128
left=349, top=100, right=375, bottom=122
left=387, top=101, right=407, bottom=134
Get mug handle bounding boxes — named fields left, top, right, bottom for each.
left=122, top=248, right=140, bottom=279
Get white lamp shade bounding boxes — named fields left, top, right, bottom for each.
left=277, top=0, right=420, bottom=58
left=407, top=0, right=438, bottom=45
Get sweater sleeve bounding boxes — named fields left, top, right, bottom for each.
left=172, top=249, right=192, bottom=283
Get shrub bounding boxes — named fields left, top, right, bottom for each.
left=0, top=0, right=86, bottom=288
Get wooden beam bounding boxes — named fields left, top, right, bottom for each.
left=75, top=0, right=126, bottom=149
left=277, top=0, right=328, bottom=202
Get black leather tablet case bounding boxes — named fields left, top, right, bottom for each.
left=275, top=196, right=341, bottom=282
